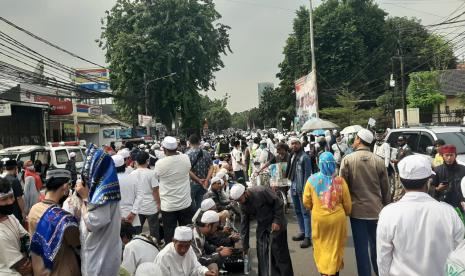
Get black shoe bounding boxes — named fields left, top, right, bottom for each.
left=300, top=237, right=312, bottom=248
left=292, top=233, right=305, bottom=241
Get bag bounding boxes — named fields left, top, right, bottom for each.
left=191, top=150, right=204, bottom=171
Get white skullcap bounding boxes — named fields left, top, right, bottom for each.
left=118, top=148, right=130, bottom=159
left=174, top=226, right=193, bottom=241
left=162, top=136, right=178, bottom=150
left=215, top=171, right=229, bottom=181
left=135, top=262, right=156, bottom=276
left=210, top=176, right=224, bottom=186
left=151, top=143, right=160, bottom=150
left=325, top=130, right=331, bottom=136
left=69, top=152, right=76, bottom=158
left=357, top=128, right=374, bottom=144
left=398, top=155, right=435, bottom=180
left=289, top=137, right=300, bottom=143
left=144, top=149, right=149, bottom=153
left=111, top=154, right=125, bottom=168
left=204, top=142, right=210, bottom=148
left=200, top=198, right=216, bottom=211
left=201, top=210, right=220, bottom=224
left=230, top=184, right=246, bottom=200
left=260, top=139, right=267, bottom=144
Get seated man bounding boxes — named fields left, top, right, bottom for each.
left=203, top=177, right=233, bottom=223
left=154, top=226, right=216, bottom=276
left=0, top=178, right=31, bottom=275
left=120, top=222, right=160, bottom=275
left=192, top=210, right=234, bottom=274
left=28, top=169, right=80, bottom=276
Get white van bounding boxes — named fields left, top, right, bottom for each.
left=0, top=143, right=86, bottom=172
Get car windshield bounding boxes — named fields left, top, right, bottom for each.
left=436, top=132, right=465, bottom=154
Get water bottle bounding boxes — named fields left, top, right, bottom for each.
left=244, top=254, right=249, bottom=275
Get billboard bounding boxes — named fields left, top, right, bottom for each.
left=295, top=71, right=318, bottom=129
left=74, top=68, right=110, bottom=92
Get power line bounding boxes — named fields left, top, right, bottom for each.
left=0, top=16, right=106, bottom=68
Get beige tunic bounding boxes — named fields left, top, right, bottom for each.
left=28, top=201, right=81, bottom=276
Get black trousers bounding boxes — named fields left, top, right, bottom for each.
left=138, top=213, right=160, bottom=241
left=161, top=204, right=195, bottom=243
left=256, top=226, right=294, bottom=276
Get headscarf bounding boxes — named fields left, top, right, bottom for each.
left=81, top=144, right=120, bottom=210
left=24, top=160, right=43, bottom=191
left=30, top=205, right=78, bottom=270
left=307, top=152, right=341, bottom=210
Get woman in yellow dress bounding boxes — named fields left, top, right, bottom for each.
left=303, top=152, right=352, bottom=276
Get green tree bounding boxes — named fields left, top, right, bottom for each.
left=407, top=71, right=445, bottom=111
left=200, top=94, right=231, bottom=132
left=99, top=0, right=231, bottom=131
left=320, top=90, right=383, bottom=127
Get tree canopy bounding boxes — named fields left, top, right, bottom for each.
left=99, top=0, right=231, bottom=131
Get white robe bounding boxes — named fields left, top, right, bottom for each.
left=153, top=242, right=208, bottom=276
left=81, top=202, right=122, bottom=276
left=118, top=172, right=141, bottom=227
left=121, top=235, right=159, bottom=275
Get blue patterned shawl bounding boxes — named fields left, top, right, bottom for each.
left=308, top=152, right=337, bottom=197
left=81, top=144, right=121, bottom=210
left=30, top=205, right=78, bottom=270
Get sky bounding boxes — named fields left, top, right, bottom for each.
left=0, top=0, right=463, bottom=113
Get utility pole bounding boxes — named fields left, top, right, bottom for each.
left=144, top=73, right=148, bottom=115
left=397, top=28, right=408, bottom=127
left=308, top=0, right=319, bottom=118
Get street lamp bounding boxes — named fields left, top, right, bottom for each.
left=144, top=72, right=177, bottom=115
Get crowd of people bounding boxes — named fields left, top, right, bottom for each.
left=0, top=127, right=464, bottom=276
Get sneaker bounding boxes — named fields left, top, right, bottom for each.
left=292, top=233, right=305, bottom=241
left=300, top=237, right=312, bottom=248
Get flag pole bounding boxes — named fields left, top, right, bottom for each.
left=309, top=0, right=319, bottom=118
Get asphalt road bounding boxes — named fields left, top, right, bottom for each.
left=233, top=214, right=359, bottom=276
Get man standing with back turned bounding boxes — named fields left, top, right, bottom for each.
left=339, top=128, right=390, bottom=276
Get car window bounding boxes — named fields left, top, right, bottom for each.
left=387, top=132, right=401, bottom=148
left=55, top=150, right=69, bottom=165
left=69, top=149, right=84, bottom=162
left=403, top=132, right=420, bottom=152
left=418, top=133, right=434, bottom=154
left=35, top=151, right=50, bottom=165
left=436, top=132, right=465, bottom=155
left=18, top=154, right=31, bottom=163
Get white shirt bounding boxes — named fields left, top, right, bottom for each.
left=118, top=172, right=141, bottom=226
left=0, top=215, right=27, bottom=276
left=331, top=141, right=348, bottom=163
left=377, top=192, right=465, bottom=276
left=81, top=202, right=122, bottom=276
left=153, top=242, right=208, bottom=276
left=374, top=142, right=391, bottom=168
left=122, top=235, right=160, bottom=275
left=130, top=168, right=159, bottom=215
left=154, top=154, right=192, bottom=212
left=231, top=148, right=243, bottom=172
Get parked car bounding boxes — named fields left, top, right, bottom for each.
left=385, top=126, right=465, bottom=164
left=0, top=143, right=86, bottom=173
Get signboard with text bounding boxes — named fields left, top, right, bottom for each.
left=295, top=70, right=318, bottom=129
left=0, top=103, right=11, bottom=116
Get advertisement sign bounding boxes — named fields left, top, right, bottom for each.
left=138, top=115, right=152, bottom=127
left=74, top=68, right=109, bottom=84
left=117, top=128, right=132, bottom=139
left=85, top=124, right=100, bottom=134
left=0, top=103, right=11, bottom=116
left=75, top=68, right=110, bottom=93
left=35, top=95, right=73, bottom=115
left=63, top=123, right=83, bottom=135
left=88, top=106, right=102, bottom=117
left=103, top=129, right=116, bottom=138
left=294, top=71, right=318, bottom=129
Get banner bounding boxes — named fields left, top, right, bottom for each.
left=295, top=71, right=318, bottom=129
left=74, top=68, right=110, bottom=92
left=0, top=103, right=11, bottom=116
left=138, top=115, right=152, bottom=127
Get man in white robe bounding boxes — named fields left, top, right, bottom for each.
left=154, top=226, right=215, bottom=276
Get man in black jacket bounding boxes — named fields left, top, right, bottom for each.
left=433, top=144, right=465, bottom=215
left=231, top=184, right=293, bottom=276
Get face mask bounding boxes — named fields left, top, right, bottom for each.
left=260, top=145, right=266, bottom=149
left=0, top=204, right=15, bottom=216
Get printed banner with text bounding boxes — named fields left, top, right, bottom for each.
left=294, top=71, right=318, bottom=129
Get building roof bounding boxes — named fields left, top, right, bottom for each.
left=438, top=69, right=465, bottom=96
left=48, top=114, right=130, bottom=128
